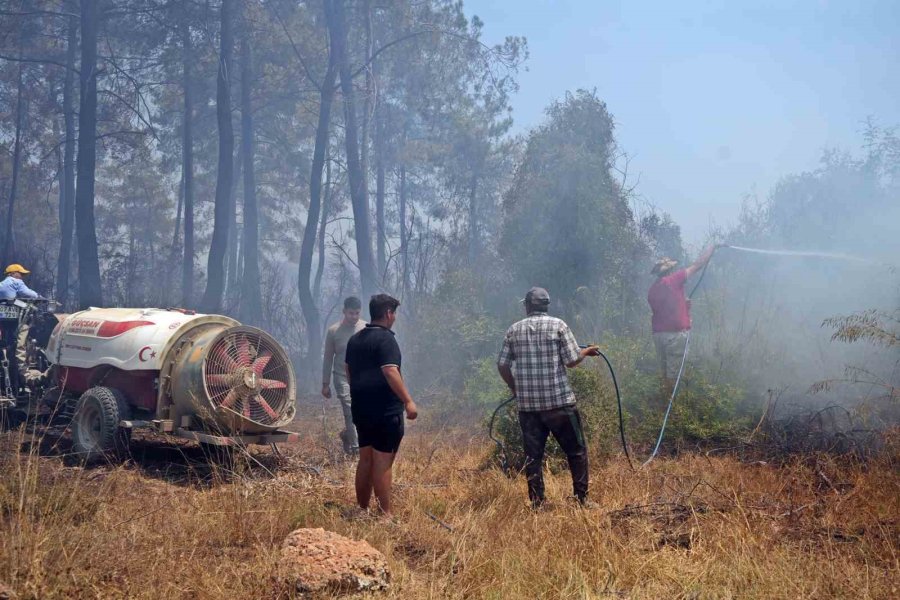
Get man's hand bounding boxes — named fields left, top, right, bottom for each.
left=686, top=244, right=717, bottom=277
left=567, top=344, right=600, bottom=368
left=321, top=384, right=331, bottom=399
left=382, top=365, right=417, bottom=421
left=581, top=345, right=601, bottom=358
left=405, top=400, right=418, bottom=420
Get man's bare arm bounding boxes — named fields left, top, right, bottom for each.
left=565, top=345, right=600, bottom=369
left=381, top=365, right=418, bottom=420
left=685, top=245, right=717, bottom=278
left=497, top=363, right=516, bottom=394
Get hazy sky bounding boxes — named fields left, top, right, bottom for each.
left=465, top=0, right=900, bottom=244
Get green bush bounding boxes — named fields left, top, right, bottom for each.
left=473, top=333, right=757, bottom=469
left=464, top=357, right=511, bottom=410
left=404, top=268, right=509, bottom=395
left=590, top=335, right=755, bottom=447
left=478, top=358, right=622, bottom=472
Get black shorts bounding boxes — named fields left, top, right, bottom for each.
left=355, top=414, right=404, bottom=453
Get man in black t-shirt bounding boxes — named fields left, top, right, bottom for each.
left=345, top=293, right=418, bottom=517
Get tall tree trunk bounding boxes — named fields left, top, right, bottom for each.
left=225, top=145, right=242, bottom=295
left=56, top=147, right=64, bottom=225
left=200, top=0, right=235, bottom=314
left=181, top=12, right=195, bottom=308
left=172, top=173, right=183, bottom=251
left=374, top=101, right=386, bottom=278
left=359, top=0, right=373, bottom=205
left=126, top=216, right=136, bottom=306
left=313, top=149, right=332, bottom=301
left=75, top=0, right=102, bottom=309
left=239, top=13, right=262, bottom=326
left=165, top=172, right=184, bottom=306
left=146, top=190, right=158, bottom=305
left=399, top=166, right=409, bottom=297
left=56, top=13, right=77, bottom=308
left=298, top=0, right=338, bottom=384
left=329, top=0, right=377, bottom=298
left=3, top=63, right=25, bottom=265
left=365, top=0, right=387, bottom=278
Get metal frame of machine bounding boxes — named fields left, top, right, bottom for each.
left=3, top=304, right=300, bottom=461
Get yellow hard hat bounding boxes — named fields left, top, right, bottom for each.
left=5, top=264, right=30, bottom=275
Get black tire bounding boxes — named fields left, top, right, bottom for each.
left=71, top=386, right=132, bottom=463
left=0, top=407, right=25, bottom=431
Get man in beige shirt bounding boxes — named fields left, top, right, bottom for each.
left=322, top=296, right=366, bottom=454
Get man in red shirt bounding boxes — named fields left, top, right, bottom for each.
left=647, top=246, right=716, bottom=385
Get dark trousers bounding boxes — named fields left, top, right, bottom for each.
left=519, top=405, right=589, bottom=505
left=0, top=321, right=18, bottom=397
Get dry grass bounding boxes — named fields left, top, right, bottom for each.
left=0, top=404, right=897, bottom=599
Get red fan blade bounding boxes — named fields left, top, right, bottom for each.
left=252, top=352, right=272, bottom=376
left=220, top=389, right=238, bottom=409
left=241, top=395, right=252, bottom=418
left=236, top=336, right=251, bottom=367
left=210, top=343, right=238, bottom=372
left=206, top=374, right=231, bottom=388
left=259, top=378, right=287, bottom=390
left=253, top=395, right=279, bottom=420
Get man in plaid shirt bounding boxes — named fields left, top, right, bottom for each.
left=497, top=287, right=600, bottom=508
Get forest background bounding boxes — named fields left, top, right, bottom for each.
left=0, top=0, right=897, bottom=446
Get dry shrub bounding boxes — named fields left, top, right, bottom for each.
left=0, top=405, right=897, bottom=599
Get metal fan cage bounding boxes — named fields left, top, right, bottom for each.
left=202, top=328, right=294, bottom=428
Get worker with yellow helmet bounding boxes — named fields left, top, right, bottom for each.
left=0, top=264, right=46, bottom=397
left=0, top=264, right=41, bottom=301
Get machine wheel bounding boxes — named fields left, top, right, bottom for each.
left=71, top=386, right=132, bottom=463
left=0, top=407, right=25, bottom=431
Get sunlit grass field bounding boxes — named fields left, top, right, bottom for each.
left=1, top=402, right=896, bottom=599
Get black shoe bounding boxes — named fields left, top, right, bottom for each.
left=338, top=430, right=359, bottom=456
left=569, top=496, right=600, bottom=510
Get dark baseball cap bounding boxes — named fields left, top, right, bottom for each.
left=522, top=286, right=551, bottom=308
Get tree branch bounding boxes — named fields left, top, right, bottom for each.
left=0, top=52, right=76, bottom=72
left=97, top=89, right=158, bottom=141
left=270, top=1, right=322, bottom=93
left=327, top=231, right=360, bottom=271
left=338, top=30, right=431, bottom=90
left=102, top=35, right=159, bottom=140
left=0, top=9, right=77, bottom=18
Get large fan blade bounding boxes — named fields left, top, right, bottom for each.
left=206, top=374, right=231, bottom=388
left=259, top=378, right=287, bottom=390
left=252, top=352, right=272, bottom=376
left=236, top=336, right=251, bottom=367
left=210, top=344, right=238, bottom=372
left=220, top=389, right=238, bottom=409
left=241, top=395, right=252, bottom=418
left=253, top=395, right=279, bottom=419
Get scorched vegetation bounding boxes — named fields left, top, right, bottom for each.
left=0, top=406, right=897, bottom=599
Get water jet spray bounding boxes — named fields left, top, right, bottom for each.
left=489, top=243, right=879, bottom=472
